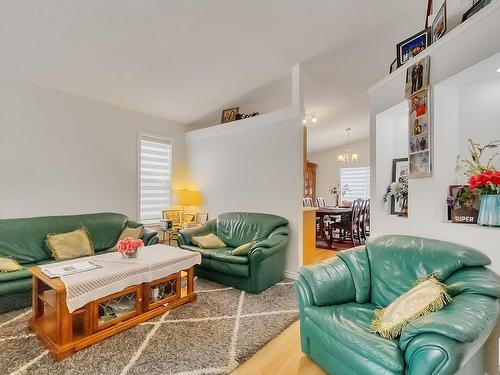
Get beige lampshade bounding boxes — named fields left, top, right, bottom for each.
left=173, top=190, right=202, bottom=206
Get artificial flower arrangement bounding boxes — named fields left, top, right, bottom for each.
left=329, top=184, right=351, bottom=207
left=455, top=139, right=499, bottom=227
left=116, top=237, right=144, bottom=258
left=384, top=175, right=409, bottom=216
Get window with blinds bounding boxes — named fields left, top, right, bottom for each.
left=340, top=167, right=370, bottom=202
left=139, top=135, right=172, bottom=223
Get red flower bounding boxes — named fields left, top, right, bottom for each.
left=468, top=170, right=499, bottom=190
left=116, top=237, right=144, bottom=254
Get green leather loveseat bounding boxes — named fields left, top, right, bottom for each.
left=0, top=212, right=158, bottom=313
left=295, top=235, right=500, bottom=375
left=177, top=212, right=289, bottom=294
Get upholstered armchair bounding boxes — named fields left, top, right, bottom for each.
left=177, top=212, right=289, bottom=293
left=295, top=235, right=500, bottom=375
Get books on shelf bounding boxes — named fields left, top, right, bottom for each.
left=41, top=261, right=102, bottom=278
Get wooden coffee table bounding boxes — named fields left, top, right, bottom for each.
left=28, top=266, right=196, bottom=360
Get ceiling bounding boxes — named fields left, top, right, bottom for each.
left=1, top=0, right=427, bottom=152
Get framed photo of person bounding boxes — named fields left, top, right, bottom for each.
left=391, top=158, right=409, bottom=215
left=405, top=56, right=430, bottom=99
left=396, top=28, right=431, bottom=68
left=220, top=107, right=239, bottom=124
left=408, top=89, right=432, bottom=178
left=432, top=2, right=447, bottom=43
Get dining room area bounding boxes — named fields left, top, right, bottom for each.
left=302, top=135, right=371, bottom=265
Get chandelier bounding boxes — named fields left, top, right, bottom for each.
left=337, top=128, right=358, bottom=166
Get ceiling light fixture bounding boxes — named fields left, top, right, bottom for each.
left=303, top=113, right=317, bottom=125
left=496, top=67, right=500, bottom=73
left=337, top=128, right=358, bottom=166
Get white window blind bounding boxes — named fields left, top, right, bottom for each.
left=340, top=167, right=370, bottom=202
left=139, top=135, right=172, bottom=223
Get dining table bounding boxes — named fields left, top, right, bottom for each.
left=316, top=207, right=352, bottom=242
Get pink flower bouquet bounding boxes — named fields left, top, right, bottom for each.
left=116, top=237, right=144, bottom=258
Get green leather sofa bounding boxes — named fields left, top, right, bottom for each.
left=0, top=212, right=158, bottom=313
left=177, top=212, right=289, bottom=294
left=295, top=235, right=500, bottom=375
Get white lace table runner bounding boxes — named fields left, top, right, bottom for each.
left=41, top=244, right=201, bottom=313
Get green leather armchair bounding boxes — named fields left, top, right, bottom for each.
left=177, top=212, right=289, bottom=294
left=295, top=235, right=500, bottom=375
left=0, top=212, right=159, bottom=313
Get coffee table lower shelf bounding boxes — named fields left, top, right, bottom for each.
left=28, top=267, right=196, bottom=361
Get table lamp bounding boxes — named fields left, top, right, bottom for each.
left=173, top=190, right=202, bottom=224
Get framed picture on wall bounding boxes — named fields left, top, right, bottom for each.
left=432, top=1, right=447, bottom=43
left=220, top=107, right=239, bottom=124
left=391, top=158, right=409, bottom=215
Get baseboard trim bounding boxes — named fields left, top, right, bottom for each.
left=284, top=271, right=299, bottom=280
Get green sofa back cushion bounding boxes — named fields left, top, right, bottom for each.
left=216, top=212, right=288, bottom=248
left=366, top=235, right=491, bottom=307
left=0, top=212, right=127, bottom=264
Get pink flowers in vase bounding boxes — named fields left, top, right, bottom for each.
left=116, top=237, right=144, bottom=258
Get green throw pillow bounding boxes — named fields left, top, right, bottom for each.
left=371, top=276, right=451, bottom=339
left=231, top=242, right=254, bottom=256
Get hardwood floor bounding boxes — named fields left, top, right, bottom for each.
left=232, top=321, right=326, bottom=375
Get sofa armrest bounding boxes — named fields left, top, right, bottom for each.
left=295, top=275, right=315, bottom=313
left=400, top=293, right=500, bottom=350
left=297, top=257, right=356, bottom=306
left=404, top=333, right=470, bottom=375
left=126, top=220, right=158, bottom=246
left=177, top=219, right=216, bottom=247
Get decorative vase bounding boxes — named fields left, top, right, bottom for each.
left=477, top=195, right=500, bottom=227
left=400, top=197, right=408, bottom=217
left=121, top=249, right=139, bottom=259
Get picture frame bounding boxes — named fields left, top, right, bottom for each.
left=462, top=0, right=491, bottom=22
left=396, top=28, right=431, bottom=68
left=448, top=185, right=479, bottom=223
left=391, top=158, right=409, bottom=215
left=220, top=107, right=239, bottom=124
left=432, top=1, right=447, bottom=43
left=405, top=56, right=430, bottom=99
left=389, top=58, right=398, bottom=74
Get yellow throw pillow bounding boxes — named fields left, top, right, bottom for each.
left=0, top=258, right=23, bottom=273
left=231, top=242, right=254, bottom=256
left=371, top=276, right=451, bottom=339
left=113, top=226, right=144, bottom=250
left=46, top=228, right=94, bottom=261
left=192, top=233, right=226, bottom=249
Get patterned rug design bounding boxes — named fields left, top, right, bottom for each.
left=0, top=278, right=298, bottom=375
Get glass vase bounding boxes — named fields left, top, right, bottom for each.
left=121, top=249, right=139, bottom=259
left=477, top=195, right=500, bottom=227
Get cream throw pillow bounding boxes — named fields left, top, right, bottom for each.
left=192, top=233, right=226, bottom=249
left=230, top=242, right=254, bottom=256
left=113, top=226, right=144, bottom=250
left=371, top=276, right=451, bottom=339
left=46, top=228, right=94, bottom=261
left=0, top=257, right=23, bottom=272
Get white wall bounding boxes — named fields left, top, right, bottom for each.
left=308, top=139, right=370, bottom=206
left=186, top=108, right=303, bottom=275
left=0, top=78, right=187, bottom=220
left=369, top=6, right=500, bottom=373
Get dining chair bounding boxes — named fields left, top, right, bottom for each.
left=303, top=197, right=313, bottom=207
left=316, top=197, right=327, bottom=208
left=194, top=212, right=209, bottom=224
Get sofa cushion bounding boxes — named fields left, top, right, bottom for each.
left=0, top=268, right=32, bottom=283
left=192, top=233, right=226, bottom=249
left=0, top=257, right=23, bottom=273
left=181, top=245, right=248, bottom=265
left=0, top=277, right=32, bottom=295
left=366, top=235, right=491, bottom=307
left=112, top=226, right=144, bottom=250
left=0, top=212, right=128, bottom=264
left=304, top=302, right=404, bottom=373
left=216, top=212, right=289, bottom=248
